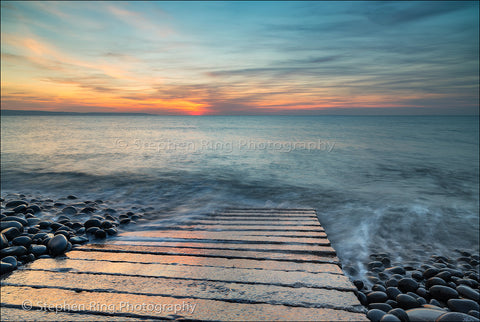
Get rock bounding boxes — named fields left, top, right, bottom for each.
left=388, top=308, right=409, bottom=322
left=26, top=218, right=40, bottom=226
left=386, top=299, right=398, bottom=308
left=416, top=287, right=428, bottom=298
left=0, top=261, right=15, bottom=274
left=104, top=208, right=117, bottom=214
left=30, top=244, right=47, bottom=257
left=67, top=195, right=78, bottom=199
left=19, top=253, right=35, bottom=263
left=38, top=221, right=52, bottom=229
left=105, top=228, right=117, bottom=235
left=27, top=205, right=41, bottom=213
left=2, top=216, right=28, bottom=226
left=101, top=221, right=114, bottom=229
left=70, top=236, right=88, bottom=244
left=0, top=233, right=8, bottom=249
left=369, top=303, right=393, bottom=312
left=385, top=266, right=406, bottom=275
left=436, top=271, right=452, bottom=282
left=62, top=206, right=77, bottom=215
left=1, top=221, right=24, bottom=232
left=430, top=285, right=459, bottom=302
left=386, top=279, right=399, bottom=287
left=380, top=314, right=401, bottom=322
left=0, top=245, right=28, bottom=258
left=369, top=261, right=384, bottom=269
left=423, top=268, right=440, bottom=279
left=84, top=219, right=101, bottom=229
left=387, top=287, right=402, bottom=300
left=5, top=200, right=28, bottom=208
left=436, top=312, right=480, bottom=321
left=457, top=285, right=479, bottom=301
left=86, top=227, right=100, bottom=235
left=411, top=270, right=423, bottom=281
left=398, top=278, right=419, bottom=293
left=12, top=236, right=32, bottom=247
left=427, top=277, right=447, bottom=288
left=373, top=284, right=387, bottom=292
left=12, top=205, right=27, bottom=213
left=397, top=294, right=421, bottom=310
left=2, top=255, right=17, bottom=268
left=80, top=207, right=96, bottom=213
left=357, top=291, right=367, bottom=305
left=469, top=311, right=480, bottom=319
left=27, top=227, right=39, bottom=234
left=368, top=291, right=389, bottom=304
left=447, top=299, right=480, bottom=314
left=47, top=234, right=68, bottom=257
left=406, top=308, right=446, bottom=321
left=430, top=299, right=443, bottom=307
left=1, top=227, right=21, bottom=240
left=50, top=222, right=64, bottom=231
left=120, top=218, right=131, bottom=225
left=94, top=229, right=107, bottom=239
left=367, top=309, right=386, bottom=322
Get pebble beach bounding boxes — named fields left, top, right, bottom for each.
left=1, top=193, right=143, bottom=275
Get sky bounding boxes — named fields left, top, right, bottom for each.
left=1, top=1, right=479, bottom=115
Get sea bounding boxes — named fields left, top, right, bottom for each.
left=1, top=115, right=479, bottom=279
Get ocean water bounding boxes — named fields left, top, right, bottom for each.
left=1, top=115, right=479, bottom=278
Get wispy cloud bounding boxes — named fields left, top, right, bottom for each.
left=1, top=1, right=478, bottom=115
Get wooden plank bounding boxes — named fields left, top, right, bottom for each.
left=77, top=244, right=339, bottom=262
left=1, top=286, right=368, bottom=321
left=3, top=270, right=362, bottom=310
left=25, top=258, right=354, bottom=290
left=65, top=250, right=344, bottom=273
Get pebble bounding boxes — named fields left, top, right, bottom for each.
left=1, top=221, right=24, bottom=232
left=1, top=227, right=21, bottom=240
left=29, top=244, right=47, bottom=257
left=426, top=277, right=447, bottom=288
left=94, top=229, right=107, bottom=239
left=430, top=285, right=459, bottom=302
left=12, top=205, right=27, bottom=213
left=0, top=245, right=28, bottom=257
left=367, top=309, right=386, bottom=322
left=12, top=236, right=32, bottom=247
left=84, top=218, right=101, bottom=228
left=385, top=266, right=406, bottom=275
left=436, top=312, right=480, bottom=321
left=62, top=206, right=77, bottom=215
left=1, top=261, right=15, bottom=274
left=2, top=256, right=18, bottom=268
left=398, top=278, right=419, bottom=293
left=405, top=308, right=446, bottom=321
left=457, top=285, right=479, bottom=301
left=5, top=200, right=28, bottom=208
left=396, top=293, right=421, bottom=310
left=2, top=216, right=28, bottom=226
left=47, top=234, right=68, bottom=257
left=0, top=233, right=9, bottom=248
left=379, top=314, right=401, bottom=322
left=369, top=303, right=393, bottom=312
left=388, top=308, right=409, bottom=322
left=447, top=299, right=480, bottom=314
left=368, top=291, right=389, bottom=304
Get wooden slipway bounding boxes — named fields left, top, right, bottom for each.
left=1, top=208, right=367, bottom=321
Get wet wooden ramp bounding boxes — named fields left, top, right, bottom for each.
left=1, top=208, right=367, bottom=321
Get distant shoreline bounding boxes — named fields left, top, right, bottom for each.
left=1, top=110, right=478, bottom=117
left=0, top=110, right=153, bottom=116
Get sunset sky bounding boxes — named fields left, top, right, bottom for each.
left=1, top=1, right=478, bottom=115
